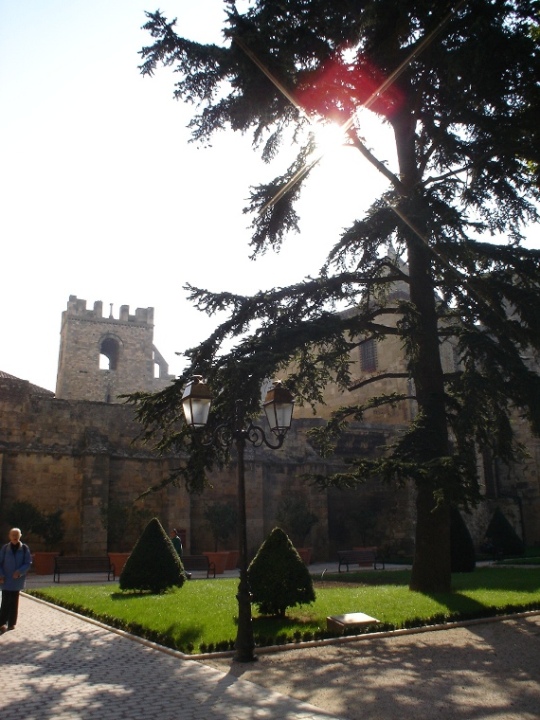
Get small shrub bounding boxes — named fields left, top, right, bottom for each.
left=450, top=507, right=476, bottom=573
left=119, top=517, right=185, bottom=594
left=248, top=527, right=315, bottom=618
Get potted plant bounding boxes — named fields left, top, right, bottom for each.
left=100, top=499, right=152, bottom=575
left=276, top=495, right=318, bottom=564
left=203, top=501, right=238, bottom=573
left=8, top=501, right=64, bottom=574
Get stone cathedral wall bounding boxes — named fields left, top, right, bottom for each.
left=1, top=293, right=538, bottom=558
left=0, top=375, right=417, bottom=558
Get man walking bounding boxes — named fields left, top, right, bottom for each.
left=170, top=528, right=191, bottom=579
left=0, top=527, right=32, bottom=632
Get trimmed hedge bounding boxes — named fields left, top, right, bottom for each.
left=248, top=526, right=315, bottom=618
left=450, top=507, right=476, bottom=573
left=485, top=507, right=525, bottom=557
left=120, top=517, right=185, bottom=594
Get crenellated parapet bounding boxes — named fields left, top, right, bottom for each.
left=65, top=295, right=154, bottom=325
left=56, top=295, right=172, bottom=402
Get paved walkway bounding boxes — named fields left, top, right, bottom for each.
left=0, top=594, right=343, bottom=720
left=21, top=561, right=411, bottom=589
left=206, top=613, right=540, bottom=720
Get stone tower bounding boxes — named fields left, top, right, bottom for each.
left=55, top=295, right=174, bottom=402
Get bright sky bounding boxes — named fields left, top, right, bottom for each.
left=2, top=2, right=535, bottom=394
left=1, top=0, right=394, bottom=392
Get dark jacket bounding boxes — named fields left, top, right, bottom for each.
left=0, top=542, right=32, bottom=591
left=171, top=535, right=183, bottom=557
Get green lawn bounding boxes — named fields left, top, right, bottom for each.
left=28, top=566, right=540, bottom=654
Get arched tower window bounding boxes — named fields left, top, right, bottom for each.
left=99, top=337, right=120, bottom=370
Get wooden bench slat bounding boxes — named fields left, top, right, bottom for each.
left=337, top=548, right=385, bottom=572
left=54, top=556, right=115, bottom=582
left=181, top=555, right=216, bottom=578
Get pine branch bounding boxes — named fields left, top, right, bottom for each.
left=348, top=372, right=412, bottom=392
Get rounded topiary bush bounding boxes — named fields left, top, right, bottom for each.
left=120, top=517, right=185, bottom=593
left=450, top=507, right=476, bottom=573
left=484, top=507, right=525, bottom=557
left=248, top=526, right=315, bottom=618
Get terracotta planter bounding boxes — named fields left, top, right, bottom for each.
left=225, top=550, right=240, bottom=570
left=32, top=552, right=59, bottom=575
left=108, top=552, right=130, bottom=576
left=203, top=551, right=229, bottom=575
left=295, top=547, right=312, bottom=565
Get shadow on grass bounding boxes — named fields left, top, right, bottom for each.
left=252, top=614, right=322, bottom=645
left=164, top=623, right=202, bottom=649
left=320, top=569, right=411, bottom=586
left=322, top=566, right=540, bottom=592
left=452, top=566, right=540, bottom=592
left=421, top=591, right=486, bottom=619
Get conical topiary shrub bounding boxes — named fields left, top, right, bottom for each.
left=450, top=507, right=476, bottom=573
left=248, top=526, right=315, bottom=618
left=484, top=507, right=525, bottom=558
left=120, top=517, right=185, bottom=593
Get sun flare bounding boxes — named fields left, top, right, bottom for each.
left=310, top=120, right=349, bottom=159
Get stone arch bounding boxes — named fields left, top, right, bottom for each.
left=99, top=335, right=122, bottom=371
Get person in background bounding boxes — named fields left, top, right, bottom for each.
left=170, top=528, right=191, bottom=580
left=170, top=528, right=183, bottom=557
left=0, top=527, right=32, bottom=633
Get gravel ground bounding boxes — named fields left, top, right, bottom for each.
left=200, top=613, right=540, bottom=720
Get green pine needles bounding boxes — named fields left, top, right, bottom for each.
left=131, top=1, right=540, bottom=595
left=248, top=527, right=315, bottom=618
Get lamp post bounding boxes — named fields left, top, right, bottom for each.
left=181, top=376, right=294, bottom=662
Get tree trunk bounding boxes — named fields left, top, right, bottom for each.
left=392, top=100, right=453, bottom=593
left=407, top=235, right=452, bottom=593
left=410, top=484, right=451, bottom=592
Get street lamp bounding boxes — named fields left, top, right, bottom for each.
left=181, top=376, right=295, bottom=662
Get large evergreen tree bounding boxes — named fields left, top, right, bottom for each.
left=131, top=1, right=540, bottom=593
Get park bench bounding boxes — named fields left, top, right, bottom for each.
left=181, top=555, right=216, bottom=578
left=337, top=548, right=385, bottom=572
left=54, top=556, right=115, bottom=582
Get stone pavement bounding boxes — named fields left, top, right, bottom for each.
left=0, top=594, right=343, bottom=720
left=22, top=561, right=411, bottom=589
left=205, top=613, right=540, bottom=720
left=5, top=564, right=538, bottom=720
